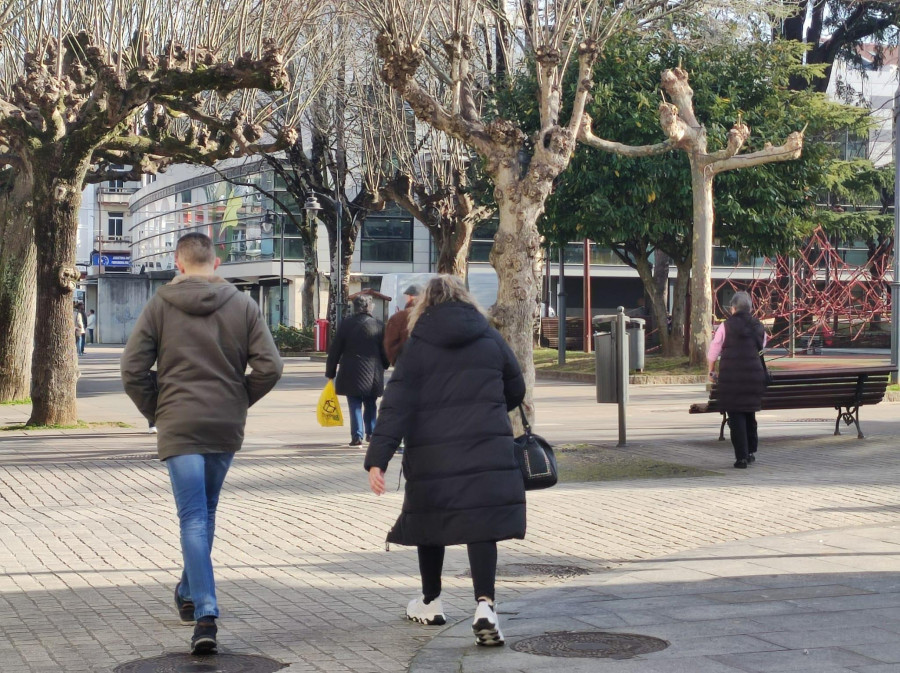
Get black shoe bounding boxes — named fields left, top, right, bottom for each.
left=349, top=438, right=363, bottom=447
left=175, top=583, right=195, bottom=624
left=747, top=453, right=756, bottom=464
left=365, top=434, right=372, bottom=442
left=191, top=617, right=217, bottom=655
left=734, top=460, right=748, bottom=469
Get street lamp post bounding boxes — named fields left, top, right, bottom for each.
left=303, top=191, right=344, bottom=327
left=265, top=210, right=286, bottom=326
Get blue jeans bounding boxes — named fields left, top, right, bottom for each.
left=76, top=334, right=85, bottom=355
left=346, top=395, right=377, bottom=441
left=167, top=452, right=234, bottom=619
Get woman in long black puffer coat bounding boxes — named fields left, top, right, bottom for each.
left=364, top=275, right=526, bottom=647
left=708, top=291, right=768, bottom=469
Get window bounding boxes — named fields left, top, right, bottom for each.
left=361, top=207, right=413, bottom=262
left=107, top=164, right=124, bottom=191
left=108, top=212, right=124, bottom=238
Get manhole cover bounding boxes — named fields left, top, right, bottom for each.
left=512, top=631, right=669, bottom=659
left=460, top=563, right=589, bottom=582
left=114, top=653, right=286, bottom=673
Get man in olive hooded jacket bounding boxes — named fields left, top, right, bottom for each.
left=121, top=233, right=282, bottom=655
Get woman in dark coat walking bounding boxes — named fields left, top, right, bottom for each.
left=325, top=294, right=390, bottom=446
left=708, top=291, right=768, bottom=468
left=365, top=275, right=526, bottom=647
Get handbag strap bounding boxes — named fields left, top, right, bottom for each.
left=518, top=405, right=532, bottom=436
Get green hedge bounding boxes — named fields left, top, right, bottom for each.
left=271, top=325, right=314, bottom=352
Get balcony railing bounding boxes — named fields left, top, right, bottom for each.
left=95, top=235, right=132, bottom=245
left=97, top=186, right=140, bottom=194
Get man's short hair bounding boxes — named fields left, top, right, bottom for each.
left=176, top=233, right=215, bottom=267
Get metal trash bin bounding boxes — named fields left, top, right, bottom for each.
left=627, top=318, right=645, bottom=371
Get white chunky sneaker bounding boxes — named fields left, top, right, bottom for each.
left=406, top=597, right=446, bottom=626
left=473, top=600, right=504, bottom=646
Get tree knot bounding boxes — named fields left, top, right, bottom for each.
left=58, top=267, right=79, bottom=292
left=535, top=45, right=561, bottom=66
left=577, top=39, right=599, bottom=57
left=377, top=33, right=423, bottom=87
left=486, top=119, right=526, bottom=148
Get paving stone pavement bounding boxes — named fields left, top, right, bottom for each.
left=1, top=347, right=900, bottom=672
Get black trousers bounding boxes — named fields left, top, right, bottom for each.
left=727, top=411, right=758, bottom=462
left=418, top=541, right=497, bottom=603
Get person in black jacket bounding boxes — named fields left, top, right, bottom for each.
left=364, top=275, right=526, bottom=647
left=325, top=294, right=390, bottom=446
left=708, top=291, right=768, bottom=469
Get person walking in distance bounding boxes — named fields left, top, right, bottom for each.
left=121, top=233, right=282, bottom=655
left=74, top=303, right=86, bottom=356
left=366, top=275, right=526, bottom=647
left=325, top=294, right=390, bottom=446
left=86, top=309, right=96, bottom=344
left=383, top=284, right=421, bottom=366
left=708, top=291, right=768, bottom=469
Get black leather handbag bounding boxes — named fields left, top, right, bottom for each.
left=513, top=406, right=558, bottom=490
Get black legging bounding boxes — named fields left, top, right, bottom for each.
left=418, top=541, right=497, bottom=603
left=727, top=411, right=758, bottom=462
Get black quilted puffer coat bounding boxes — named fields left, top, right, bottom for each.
left=717, top=311, right=767, bottom=413
left=325, top=313, right=390, bottom=398
left=364, top=302, right=527, bottom=547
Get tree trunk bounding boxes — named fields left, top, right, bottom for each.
left=302, top=268, right=317, bottom=329
left=671, top=259, right=690, bottom=357
left=490, top=175, right=543, bottom=428
left=434, top=218, right=473, bottom=279
left=301, top=238, right=317, bottom=329
left=0, top=172, right=36, bottom=402
left=28, top=170, right=84, bottom=426
left=340, top=241, right=352, bottom=319
left=688, top=162, right=715, bottom=365
left=633, top=254, right=671, bottom=356
left=653, top=250, right=669, bottom=310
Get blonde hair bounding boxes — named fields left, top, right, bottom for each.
left=407, top=275, right=484, bottom=331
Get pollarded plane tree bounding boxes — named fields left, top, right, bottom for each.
left=0, top=0, right=319, bottom=424
left=579, top=67, right=805, bottom=364
left=359, top=0, right=699, bottom=418
left=358, top=74, right=493, bottom=280
left=201, top=15, right=345, bottom=330
left=240, top=23, right=387, bottom=330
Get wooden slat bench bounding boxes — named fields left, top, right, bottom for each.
left=689, top=366, right=893, bottom=440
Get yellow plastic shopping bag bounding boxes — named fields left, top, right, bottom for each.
left=317, top=380, right=344, bottom=427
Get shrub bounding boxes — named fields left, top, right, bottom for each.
left=271, top=324, right=314, bottom=352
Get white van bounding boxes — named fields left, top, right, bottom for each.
left=379, top=266, right=500, bottom=316
left=379, top=273, right=439, bottom=316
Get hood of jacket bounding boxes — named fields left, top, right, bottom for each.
left=156, top=275, right=239, bottom=316
left=412, top=302, right=489, bottom=348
